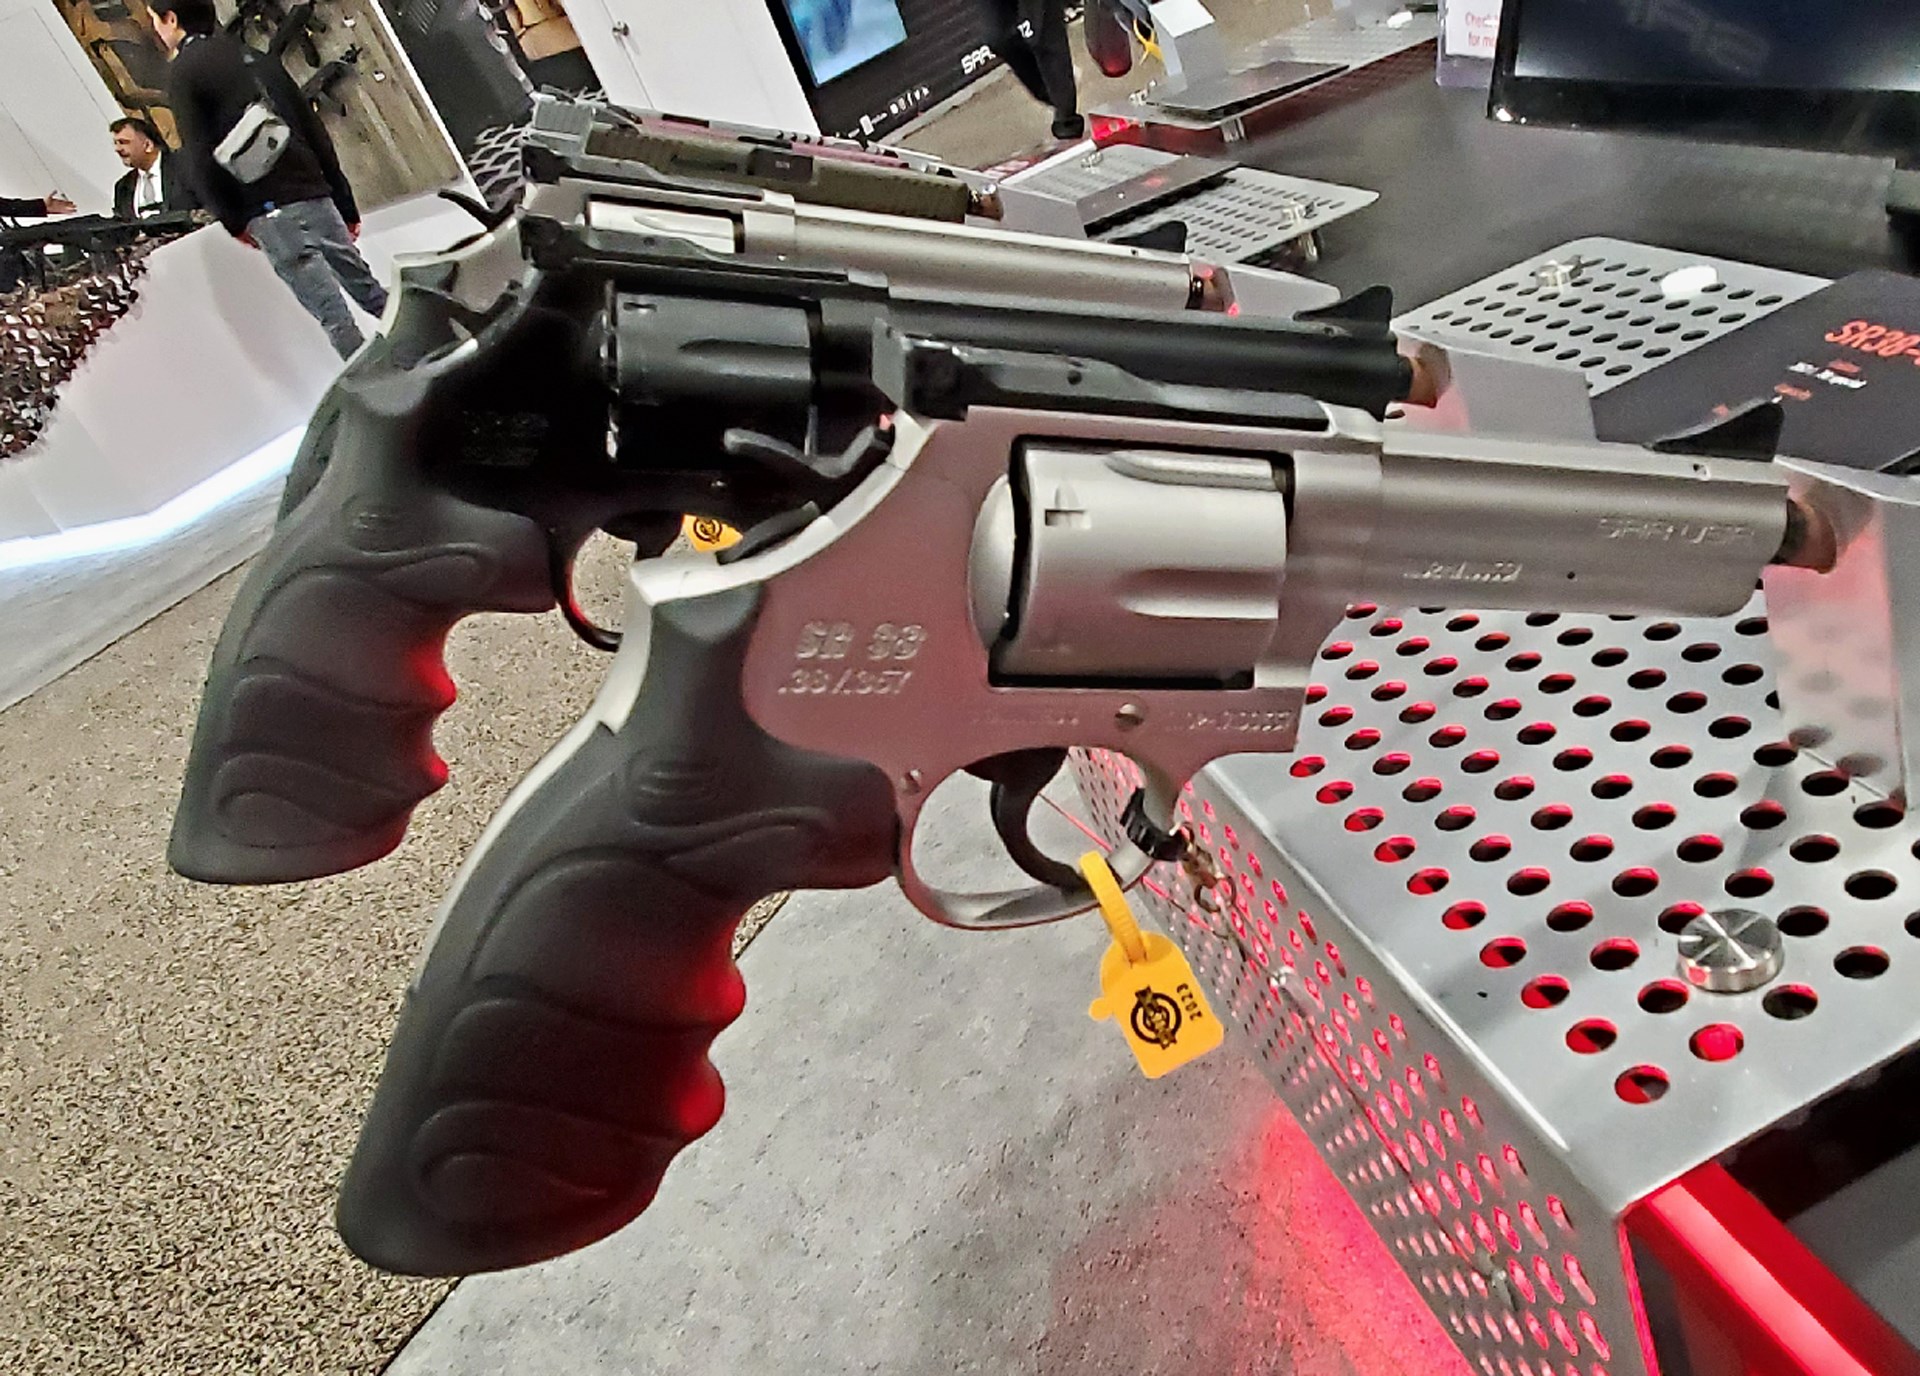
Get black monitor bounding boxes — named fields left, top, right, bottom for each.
left=1488, top=0, right=1920, bottom=157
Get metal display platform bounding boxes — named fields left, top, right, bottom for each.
left=1092, top=11, right=1440, bottom=148
left=1072, top=242, right=1920, bottom=1375
left=1005, top=143, right=1378, bottom=264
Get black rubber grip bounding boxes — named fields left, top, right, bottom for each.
left=167, top=365, right=555, bottom=885
left=335, top=586, right=897, bottom=1276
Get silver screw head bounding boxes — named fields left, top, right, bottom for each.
left=1678, top=909, right=1784, bottom=994
left=1532, top=258, right=1579, bottom=292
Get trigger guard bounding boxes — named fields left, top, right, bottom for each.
left=897, top=833, right=1161, bottom=931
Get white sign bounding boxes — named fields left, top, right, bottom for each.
left=1444, top=0, right=1505, bottom=59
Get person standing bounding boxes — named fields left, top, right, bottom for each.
left=978, top=0, right=1084, bottom=141
left=151, top=0, right=389, bottom=358
left=110, top=117, right=198, bottom=219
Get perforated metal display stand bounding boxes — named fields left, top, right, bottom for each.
left=1394, top=237, right=1827, bottom=395
left=1003, top=144, right=1378, bottom=264
left=1070, top=243, right=1920, bottom=1375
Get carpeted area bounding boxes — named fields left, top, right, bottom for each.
left=0, top=540, right=638, bottom=1374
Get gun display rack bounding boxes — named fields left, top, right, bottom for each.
left=1073, top=241, right=1920, bottom=1373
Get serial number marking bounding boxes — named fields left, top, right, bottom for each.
left=1185, top=709, right=1295, bottom=733
left=777, top=667, right=915, bottom=697
left=1405, top=560, right=1521, bottom=585
left=793, top=621, right=926, bottom=663
left=1599, top=517, right=1753, bottom=545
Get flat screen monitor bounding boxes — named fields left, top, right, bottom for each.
left=1489, top=0, right=1920, bottom=155
left=776, top=0, right=910, bottom=86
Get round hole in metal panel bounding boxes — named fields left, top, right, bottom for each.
left=1764, top=985, right=1818, bottom=1020
left=1644, top=622, right=1682, bottom=641
left=1633, top=803, right=1677, bottom=830
left=1802, top=771, right=1850, bottom=797
left=1724, top=663, right=1766, bottom=687
left=1508, top=868, right=1552, bottom=896
left=1906, top=912, right=1920, bottom=939
left=1463, top=750, right=1502, bottom=774
left=1486, top=698, right=1523, bottom=722
left=1443, top=902, right=1487, bottom=930
left=1590, top=938, right=1640, bottom=971
left=1593, top=647, right=1630, bottom=667
left=1790, top=835, right=1840, bottom=864
left=1555, top=748, right=1595, bottom=772
left=1495, top=776, right=1537, bottom=802
left=1613, top=867, right=1660, bottom=897
left=1455, top=677, right=1491, bottom=699
left=1845, top=870, right=1898, bottom=901
left=1778, top=905, right=1830, bottom=937
left=1857, top=801, right=1906, bottom=829
left=1548, top=901, right=1595, bottom=932
left=1321, top=706, right=1354, bottom=728
left=1526, top=613, right=1562, bottom=627
left=1677, top=835, right=1724, bottom=863
left=1476, top=632, right=1511, bottom=652
left=1401, top=701, right=1438, bottom=724
left=1574, top=695, right=1613, bottom=718
left=1736, top=615, right=1770, bottom=636
left=1726, top=868, right=1775, bottom=898
left=1471, top=835, right=1514, bottom=863
left=1571, top=835, right=1616, bottom=863
left=1481, top=937, right=1527, bottom=968
left=1533, top=804, right=1574, bottom=831
left=1591, top=774, right=1633, bottom=800
left=1409, top=868, right=1451, bottom=896
left=1447, top=614, right=1480, bottom=631
left=1652, top=745, right=1695, bottom=770
left=1639, top=980, right=1690, bottom=1013
left=1507, top=652, right=1543, bottom=672
left=1374, top=753, right=1413, bottom=776
left=1376, top=836, right=1417, bottom=863
left=1690, top=1024, right=1745, bottom=1062
left=1346, top=807, right=1386, bottom=833
left=1316, top=781, right=1354, bottom=804
left=1425, top=656, right=1460, bottom=677
left=1615, top=1065, right=1670, bottom=1104
left=1404, top=777, right=1444, bottom=803
left=1741, top=801, right=1788, bottom=831
left=1347, top=727, right=1384, bottom=751
left=1681, top=642, right=1723, bottom=663
left=1437, top=806, right=1478, bottom=832
left=1668, top=691, right=1709, bottom=714
left=1398, top=636, right=1432, bottom=657
left=1371, top=681, right=1408, bottom=702
left=1346, top=660, right=1381, bottom=681
left=1557, top=626, right=1595, bottom=646
left=1518, top=723, right=1558, bottom=745
left=1708, top=716, right=1753, bottom=740
left=1835, top=946, right=1890, bottom=979
left=1630, top=668, right=1669, bottom=690
left=1566, top=1020, right=1617, bottom=1054
left=1539, top=673, right=1578, bottom=694
left=1431, top=725, right=1469, bottom=749
left=1613, top=719, right=1652, bottom=742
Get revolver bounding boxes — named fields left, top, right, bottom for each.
left=168, top=137, right=1834, bottom=1279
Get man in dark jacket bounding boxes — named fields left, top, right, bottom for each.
left=110, top=117, right=198, bottom=219
left=152, top=0, right=388, bottom=357
left=977, top=0, right=1084, bottom=141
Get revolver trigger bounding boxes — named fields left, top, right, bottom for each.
left=963, top=749, right=1087, bottom=895
left=722, top=423, right=894, bottom=483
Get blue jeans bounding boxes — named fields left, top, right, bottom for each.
left=247, top=198, right=389, bottom=359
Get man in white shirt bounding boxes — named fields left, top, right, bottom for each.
left=111, top=117, right=196, bottom=220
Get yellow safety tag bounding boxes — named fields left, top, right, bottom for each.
left=1081, top=852, right=1223, bottom=1079
left=682, top=514, right=742, bottom=552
